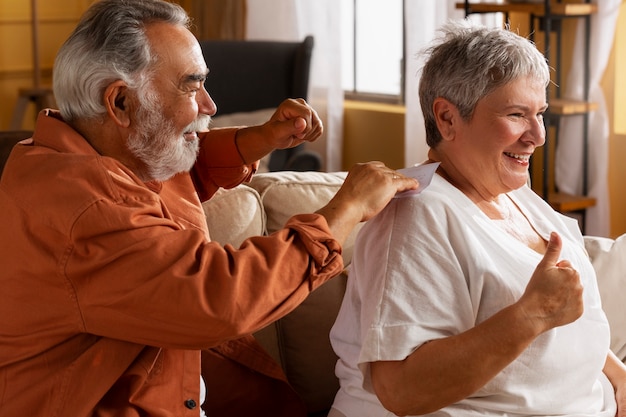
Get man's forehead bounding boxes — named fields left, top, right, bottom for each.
left=145, top=23, right=208, bottom=81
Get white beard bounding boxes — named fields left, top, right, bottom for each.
left=127, top=90, right=210, bottom=182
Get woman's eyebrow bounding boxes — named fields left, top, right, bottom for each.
left=502, top=103, right=549, bottom=112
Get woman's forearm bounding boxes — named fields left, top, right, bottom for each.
left=370, top=303, right=539, bottom=416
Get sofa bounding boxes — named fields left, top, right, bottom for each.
left=202, top=170, right=626, bottom=417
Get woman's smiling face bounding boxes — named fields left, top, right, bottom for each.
left=440, top=76, right=548, bottom=201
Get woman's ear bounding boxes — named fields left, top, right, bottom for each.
left=433, top=97, right=458, bottom=141
left=104, top=81, right=131, bottom=127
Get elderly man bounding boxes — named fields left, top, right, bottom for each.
left=0, top=0, right=417, bottom=416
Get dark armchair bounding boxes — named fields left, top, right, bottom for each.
left=0, top=131, right=33, bottom=177
left=199, top=35, right=322, bottom=172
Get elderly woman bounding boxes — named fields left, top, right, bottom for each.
left=328, top=20, right=626, bottom=417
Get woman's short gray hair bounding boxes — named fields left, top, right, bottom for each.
left=53, top=0, right=190, bottom=122
left=419, top=19, right=550, bottom=147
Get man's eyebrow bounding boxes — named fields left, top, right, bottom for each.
left=183, top=72, right=208, bottom=83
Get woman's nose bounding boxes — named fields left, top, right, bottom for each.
left=526, top=115, right=546, bottom=147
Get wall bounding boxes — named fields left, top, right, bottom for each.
left=342, top=100, right=405, bottom=170
left=0, top=1, right=90, bottom=130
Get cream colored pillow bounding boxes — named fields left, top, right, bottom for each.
left=202, top=184, right=265, bottom=248
left=585, top=234, right=626, bottom=360
left=248, top=171, right=362, bottom=265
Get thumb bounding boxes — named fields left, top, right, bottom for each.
left=541, top=231, right=562, bottom=267
left=293, top=117, right=307, bottom=132
left=271, top=117, right=307, bottom=144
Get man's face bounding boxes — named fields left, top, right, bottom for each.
left=127, top=88, right=209, bottom=182
left=127, top=22, right=216, bottom=182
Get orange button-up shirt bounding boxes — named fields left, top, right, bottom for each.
left=0, top=111, right=343, bottom=416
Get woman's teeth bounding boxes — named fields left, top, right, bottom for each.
left=504, top=152, right=530, bottom=162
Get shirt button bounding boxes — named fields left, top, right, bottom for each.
left=184, top=399, right=197, bottom=409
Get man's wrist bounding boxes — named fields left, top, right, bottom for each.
left=234, top=130, right=248, bottom=165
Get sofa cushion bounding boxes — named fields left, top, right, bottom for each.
left=585, top=234, right=626, bottom=361
left=202, top=184, right=265, bottom=248
left=276, top=273, right=347, bottom=415
left=249, top=171, right=361, bottom=265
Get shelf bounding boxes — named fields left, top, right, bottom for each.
left=549, top=98, right=598, bottom=115
left=455, top=2, right=597, bottom=16
left=548, top=192, right=596, bottom=213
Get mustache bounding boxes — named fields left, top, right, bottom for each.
left=184, top=114, right=211, bottom=134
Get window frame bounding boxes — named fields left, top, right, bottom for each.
left=342, top=0, right=406, bottom=104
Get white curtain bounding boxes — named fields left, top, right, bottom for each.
left=246, top=0, right=343, bottom=172
left=555, top=0, right=621, bottom=237
left=403, top=1, right=501, bottom=167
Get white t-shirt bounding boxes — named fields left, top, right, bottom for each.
left=330, top=173, right=615, bottom=417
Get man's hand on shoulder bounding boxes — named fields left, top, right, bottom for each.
left=316, top=162, right=419, bottom=245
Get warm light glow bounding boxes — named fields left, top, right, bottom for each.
left=615, top=2, right=626, bottom=134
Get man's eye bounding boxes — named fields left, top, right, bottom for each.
left=187, top=82, right=203, bottom=93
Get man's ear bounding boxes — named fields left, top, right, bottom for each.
left=433, top=97, right=458, bottom=141
left=104, top=81, right=131, bottom=127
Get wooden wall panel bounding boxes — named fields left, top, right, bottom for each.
left=0, top=0, right=87, bottom=129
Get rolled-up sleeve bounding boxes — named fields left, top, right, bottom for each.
left=69, top=197, right=343, bottom=349
left=191, top=128, right=258, bottom=201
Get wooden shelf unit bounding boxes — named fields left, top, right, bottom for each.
left=549, top=192, right=596, bottom=213
left=457, top=0, right=597, bottom=232
left=548, top=98, right=598, bottom=116
left=456, top=2, right=597, bottom=16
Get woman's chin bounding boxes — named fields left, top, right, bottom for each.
left=510, top=175, right=531, bottom=191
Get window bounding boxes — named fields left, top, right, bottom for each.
left=341, top=0, right=404, bottom=102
